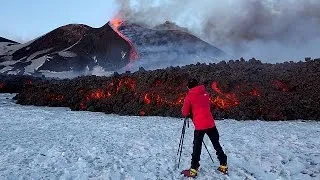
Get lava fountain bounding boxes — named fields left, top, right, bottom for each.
left=109, top=17, right=139, bottom=66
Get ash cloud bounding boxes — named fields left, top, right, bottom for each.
left=115, top=0, right=320, bottom=62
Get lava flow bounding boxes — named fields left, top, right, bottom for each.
left=110, top=18, right=139, bottom=64
left=143, top=92, right=186, bottom=106
left=210, top=81, right=239, bottom=109
left=78, top=76, right=187, bottom=111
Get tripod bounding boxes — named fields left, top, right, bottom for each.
left=176, top=118, right=215, bottom=168
left=176, top=117, right=188, bottom=168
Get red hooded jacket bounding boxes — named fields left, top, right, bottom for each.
left=182, top=85, right=215, bottom=130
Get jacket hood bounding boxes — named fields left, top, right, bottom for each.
left=188, top=85, right=206, bottom=94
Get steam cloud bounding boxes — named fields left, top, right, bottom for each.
left=115, top=0, right=320, bottom=62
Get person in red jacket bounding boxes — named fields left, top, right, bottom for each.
left=181, top=78, right=228, bottom=177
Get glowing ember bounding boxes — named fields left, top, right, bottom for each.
left=250, top=88, right=261, bottom=97
left=211, top=82, right=222, bottom=94
left=0, top=82, right=4, bottom=89
left=114, top=77, right=136, bottom=92
left=80, top=89, right=107, bottom=110
left=211, top=96, right=227, bottom=109
left=210, top=95, right=239, bottom=109
left=273, top=80, right=289, bottom=92
left=211, top=81, right=239, bottom=109
left=143, top=92, right=186, bottom=106
left=139, top=110, right=146, bottom=116
left=173, top=93, right=186, bottom=106
left=88, top=89, right=106, bottom=100
left=79, top=77, right=138, bottom=110
left=144, top=94, right=151, bottom=104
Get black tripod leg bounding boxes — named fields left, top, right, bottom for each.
left=177, top=122, right=185, bottom=155
left=177, top=119, right=187, bottom=168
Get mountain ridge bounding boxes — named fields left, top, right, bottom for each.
left=0, top=20, right=226, bottom=78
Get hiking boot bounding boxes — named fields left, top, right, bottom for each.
left=217, top=165, right=228, bottom=174
left=181, top=168, right=198, bottom=177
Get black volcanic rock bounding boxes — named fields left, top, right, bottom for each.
left=0, top=73, right=45, bottom=93
left=38, top=23, right=132, bottom=72
left=12, top=24, right=91, bottom=61
left=11, top=59, right=320, bottom=120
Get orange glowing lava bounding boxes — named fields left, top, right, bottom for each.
left=211, top=81, right=239, bottom=109
left=78, top=77, right=185, bottom=112
left=142, top=92, right=186, bottom=106
left=114, top=77, right=136, bottom=92
left=144, top=93, right=151, bottom=104
left=249, top=88, right=261, bottom=97
left=110, top=18, right=123, bottom=29
left=211, top=82, right=222, bottom=94
left=110, top=17, right=139, bottom=64
left=88, top=89, right=106, bottom=100
left=80, top=77, right=137, bottom=110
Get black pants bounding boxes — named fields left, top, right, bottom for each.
left=191, top=126, right=227, bottom=169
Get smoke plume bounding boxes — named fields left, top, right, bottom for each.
left=115, top=0, right=320, bottom=62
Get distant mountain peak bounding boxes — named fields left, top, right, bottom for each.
left=153, top=21, right=190, bottom=32
left=0, top=37, right=19, bottom=44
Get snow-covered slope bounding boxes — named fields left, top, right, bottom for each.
left=0, top=37, right=20, bottom=62
left=0, top=94, right=319, bottom=179
left=0, top=37, right=19, bottom=44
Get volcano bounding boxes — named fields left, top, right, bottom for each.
left=116, top=21, right=226, bottom=70
left=0, top=21, right=225, bottom=78
left=0, top=23, right=133, bottom=78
